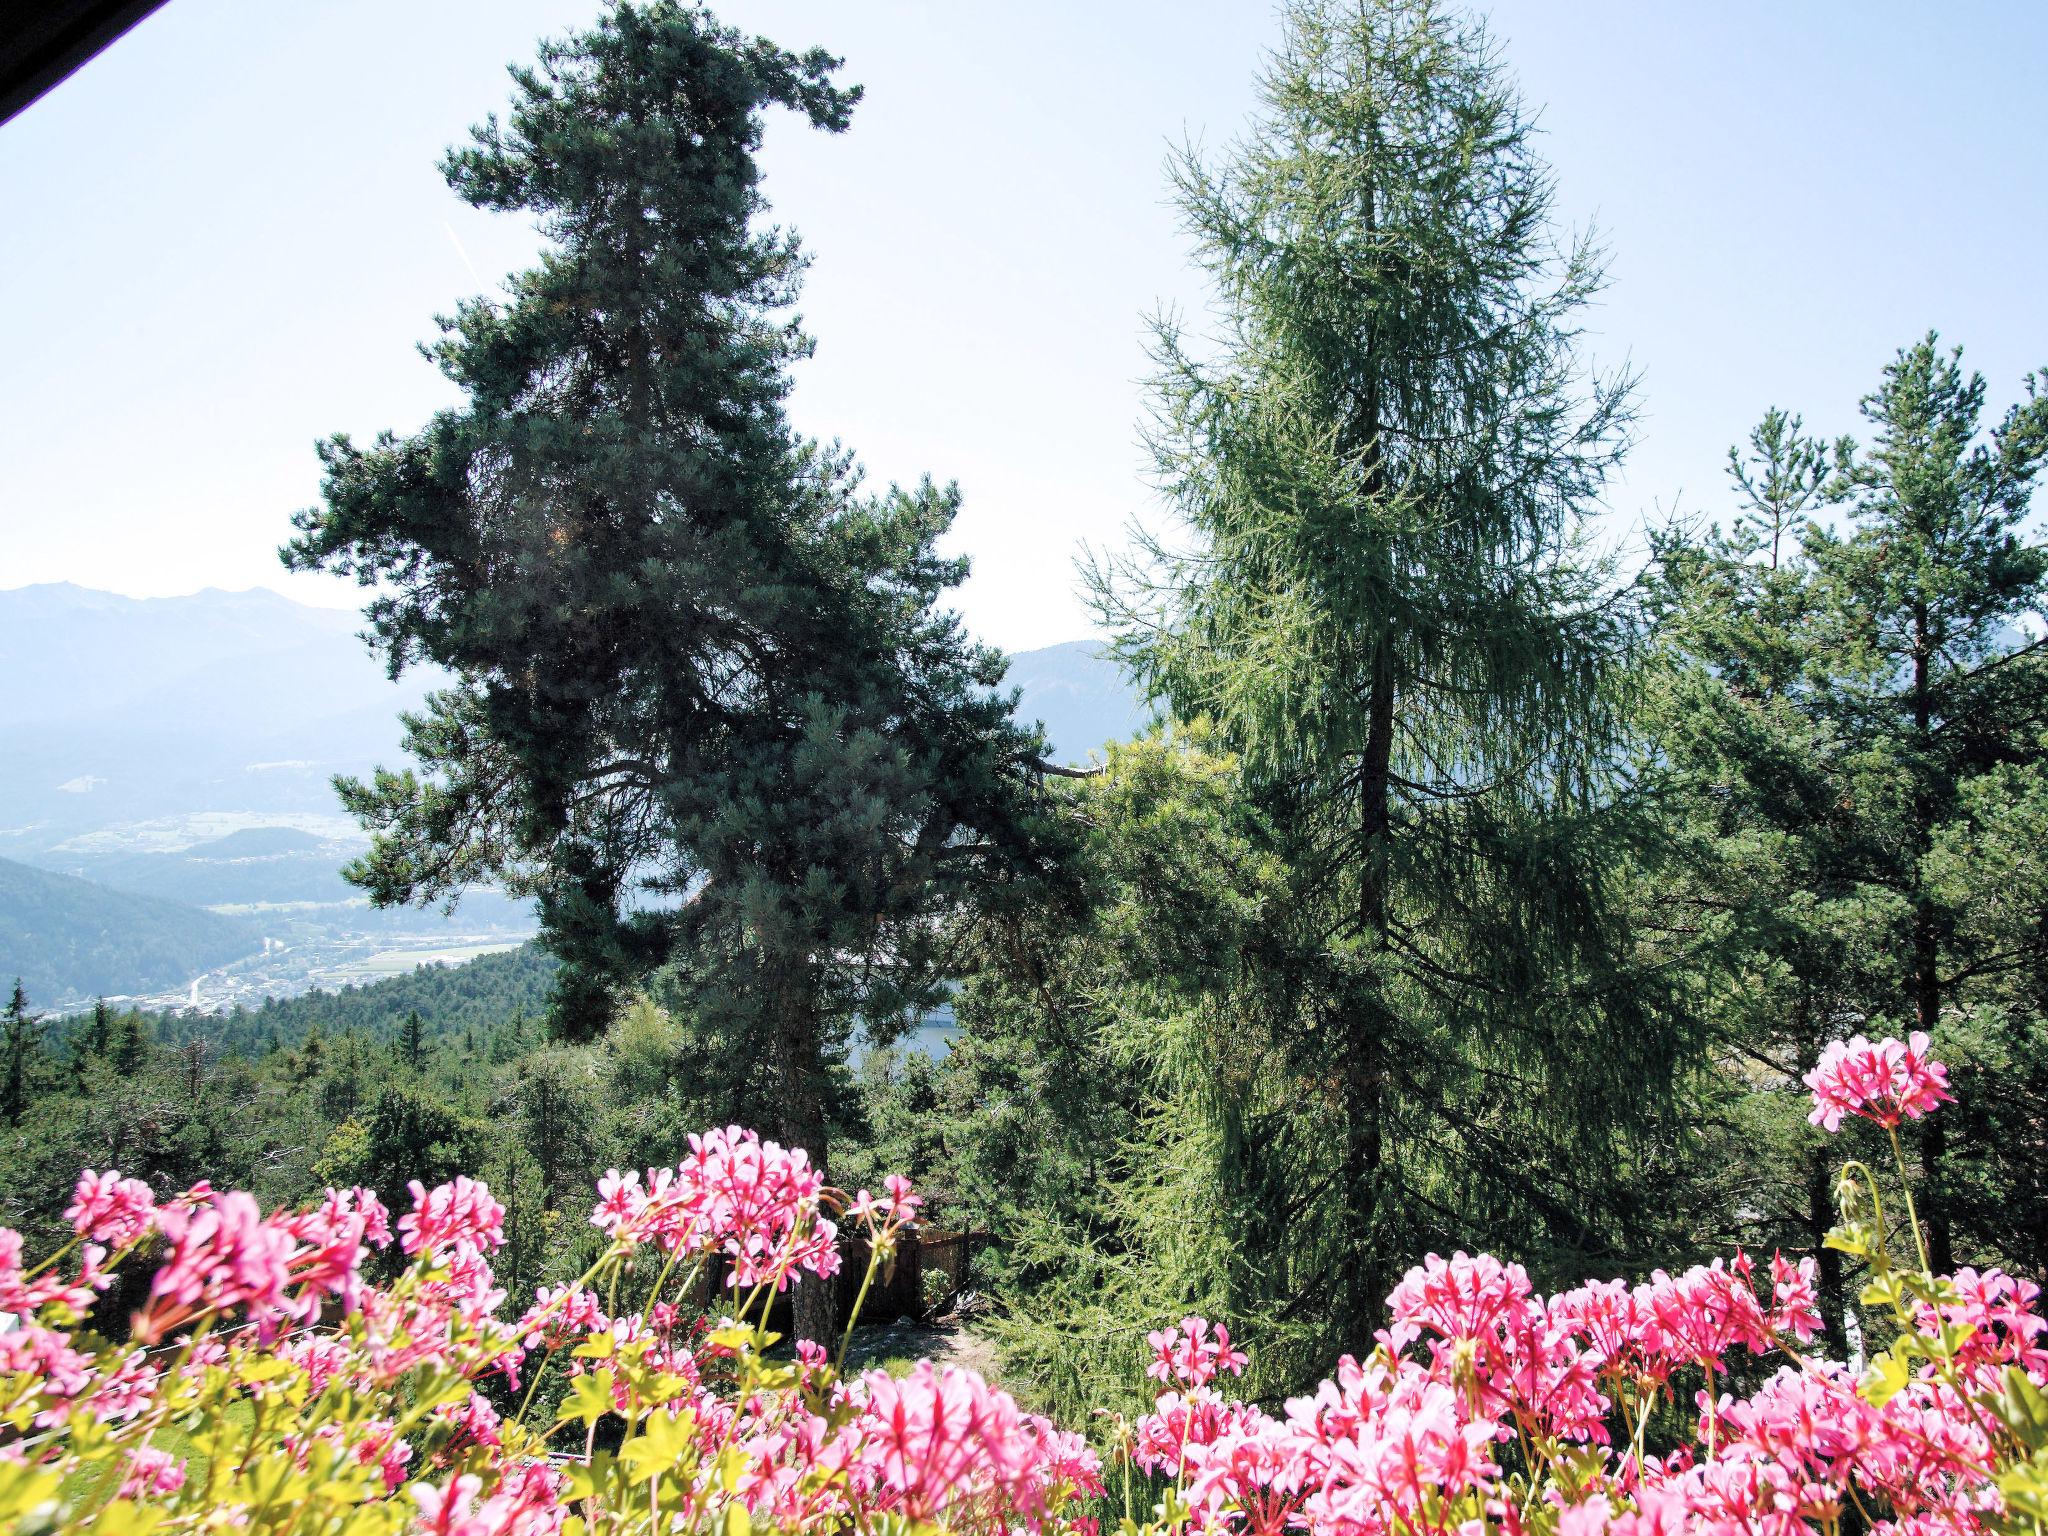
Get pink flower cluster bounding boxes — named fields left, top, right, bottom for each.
left=1133, top=1245, right=2047, bottom=1536
left=849, top=1173, right=924, bottom=1231
left=592, top=1125, right=842, bottom=1289
left=411, top=1466, right=564, bottom=1536
left=1149, top=1316, right=1249, bottom=1389
left=1803, top=1030, right=1953, bottom=1131
left=846, top=1361, right=1103, bottom=1525
left=0, top=1226, right=110, bottom=1318
left=400, top=1175, right=505, bottom=1257
left=65, top=1169, right=156, bottom=1246
left=137, top=1179, right=403, bottom=1341
left=0, top=1044, right=2031, bottom=1536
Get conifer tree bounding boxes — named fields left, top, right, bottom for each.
left=70, top=997, right=113, bottom=1088
left=1093, top=0, right=1654, bottom=1347
left=1806, top=336, right=2048, bottom=1271
left=283, top=1, right=1058, bottom=1339
left=1649, top=336, right=2048, bottom=1295
left=324, top=1030, right=369, bottom=1121
left=1640, top=409, right=1871, bottom=1342
left=110, top=1012, right=148, bottom=1075
left=2, top=981, right=42, bottom=1127
left=396, top=1010, right=428, bottom=1073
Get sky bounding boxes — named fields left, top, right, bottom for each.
left=2, top=0, right=2045, bottom=654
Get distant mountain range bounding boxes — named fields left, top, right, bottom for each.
left=0, top=583, right=1144, bottom=1007
left=1005, top=640, right=1151, bottom=765
left=0, top=583, right=439, bottom=854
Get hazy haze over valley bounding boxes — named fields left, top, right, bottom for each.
left=0, top=582, right=1142, bottom=1010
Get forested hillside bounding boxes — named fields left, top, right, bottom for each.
left=147, top=941, right=556, bottom=1054
left=0, top=945, right=939, bottom=1319
left=0, top=856, right=261, bottom=1000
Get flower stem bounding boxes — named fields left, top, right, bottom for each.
left=1884, top=1125, right=1934, bottom=1280
left=834, top=1236, right=888, bottom=1378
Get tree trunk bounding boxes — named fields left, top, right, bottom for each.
left=771, top=967, right=837, bottom=1347
left=1807, top=1147, right=1847, bottom=1357
left=1340, top=156, right=1394, bottom=1338
left=1344, top=636, right=1397, bottom=1335
left=1909, top=616, right=1953, bottom=1274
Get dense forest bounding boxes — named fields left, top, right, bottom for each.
left=4, top=0, right=2045, bottom=1444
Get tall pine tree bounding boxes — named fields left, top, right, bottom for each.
left=1640, top=411, right=1885, bottom=1344
left=1806, top=336, right=2048, bottom=1272
left=283, top=2, right=1058, bottom=1339
left=1092, top=0, right=1659, bottom=1349
left=1, top=981, right=41, bottom=1128
left=1648, top=336, right=2048, bottom=1299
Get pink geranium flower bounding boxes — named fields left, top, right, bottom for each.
left=116, top=1445, right=186, bottom=1498
left=848, top=1361, right=1052, bottom=1523
left=64, top=1169, right=156, bottom=1247
left=400, top=1177, right=507, bottom=1257
left=1146, top=1316, right=1248, bottom=1389
left=1804, top=1032, right=1953, bottom=1132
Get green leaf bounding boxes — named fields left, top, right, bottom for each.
left=1998, top=1366, right=2048, bottom=1448
left=0, top=1460, right=60, bottom=1523
left=563, top=1368, right=617, bottom=1430
left=620, top=1410, right=695, bottom=1481
left=1862, top=1350, right=1911, bottom=1407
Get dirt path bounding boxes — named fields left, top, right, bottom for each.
left=841, top=1318, right=999, bottom=1380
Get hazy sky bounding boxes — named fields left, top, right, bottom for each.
left=3, top=1, right=2044, bottom=652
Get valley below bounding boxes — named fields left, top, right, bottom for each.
left=0, top=585, right=1140, bottom=1013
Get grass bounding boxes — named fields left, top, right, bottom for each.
left=58, top=1401, right=252, bottom=1508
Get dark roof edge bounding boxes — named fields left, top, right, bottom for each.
left=1, top=0, right=171, bottom=127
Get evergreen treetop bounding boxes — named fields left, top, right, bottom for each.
left=281, top=0, right=1064, bottom=1340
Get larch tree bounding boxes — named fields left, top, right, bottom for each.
left=283, top=2, right=1058, bottom=1341
left=1091, top=0, right=1661, bottom=1348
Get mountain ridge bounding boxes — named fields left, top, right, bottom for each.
left=0, top=855, right=264, bottom=1003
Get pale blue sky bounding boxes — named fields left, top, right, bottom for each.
left=3, top=1, right=2043, bottom=652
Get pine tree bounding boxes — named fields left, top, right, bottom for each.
left=1092, top=0, right=1653, bottom=1348
left=396, top=1010, right=428, bottom=1073
left=1, top=981, right=42, bottom=1127
left=282, top=1, right=1059, bottom=1340
left=111, top=1011, right=148, bottom=1075
left=323, top=1030, right=369, bottom=1121
left=344, top=1085, right=484, bottom=1220
left=1805, top=335, right=2048, bottom=1272
left=510, top=1045, right=603, bottom=1205
left=1640, top=409, right=1871, bottom=1342
left=70, top=997, right=114, bottom=1088
left=1648, top=337, right=2048, bottom=1296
